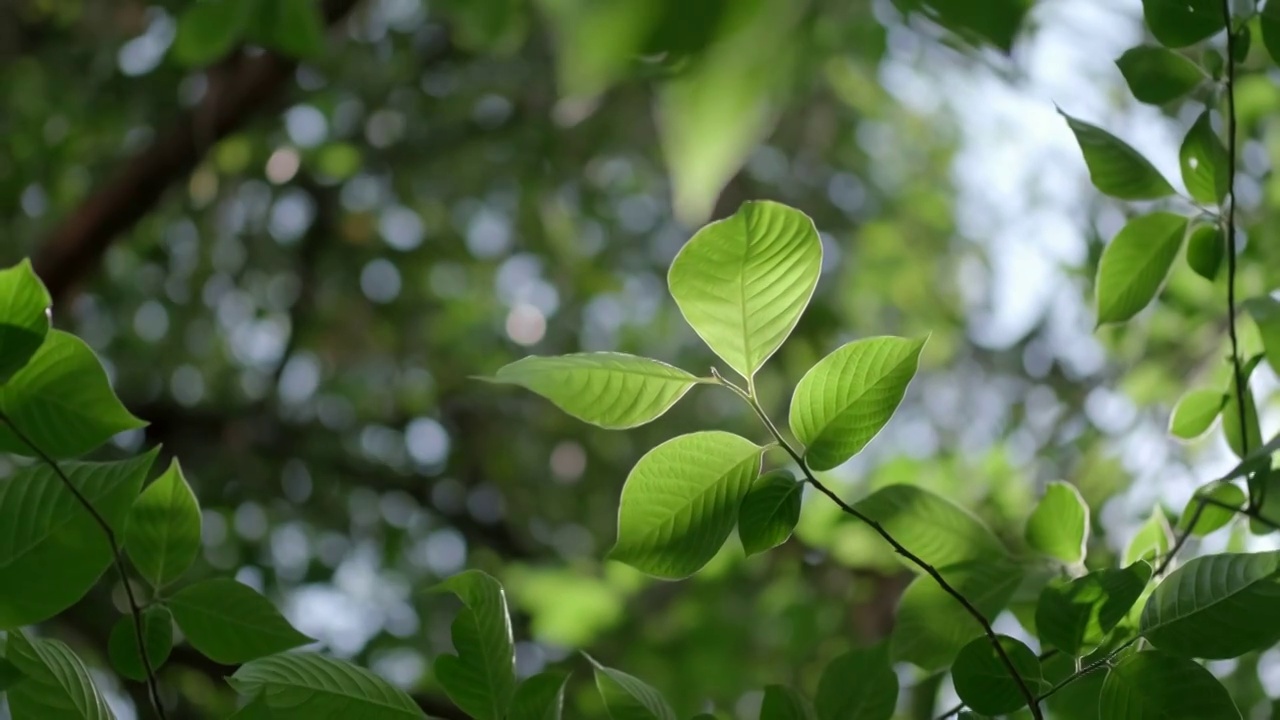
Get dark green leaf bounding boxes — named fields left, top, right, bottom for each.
left=1024, top=481, right=1089, bottom=565
left=228, top=652, right=427, bottom=718
left=169, top=578, right=313, bottom=664
left=246, top=0, right=327, bottom=60
left=1095, top=213, right=1187, bottom=325
left=1169, top=388, right=1227, bottom=440
left=1140, top=551, right=1280, bottom=658
left=1223, top=355, right=1263, bottom=460
left=5, top=631, right=112, bottom=719
left=108, top=605, right=174, bottom=682
left=854, top=484, right=1008, bottom=571
left=898, top=0, right=1032, bottom=52
left=437, top=0, right=528, bottom=54
left=509, top=672, right=569, bottom=720
left=1061, top=112, right=1175, bottom=200
left=1142, top=0, right=1226, bottom=48
left=172, top=0, right=252, bottom=66
left=0, top=259, right=51, bottom=384
left=1186, top=224, right=1224, bottom=280
left=589, top=655, right=676, bottom=720
left=1041, top=651, right=1106, bottom=720
left=737, top=470, right=803, bottom=557
left=891, top=559, right=1023, bottom=670
left=0, top=654, right=21, bottom=691
left=125, top=459, right=202, bottom=590
left=814, top=644, right=897, bottom=720
left=1263, top=0, right=1280, bottom=65
left=433, top=570, right=516, bottom=720
left=951, top=635, right=1042, bottom=715
left=1035, top=563, right=1152, bottom=655
left=1245, top=296, right=1280, bottom=376
left=1179, top=483, right=1247, bottom=537
left=1115, top=46, right=1205, bottom=104
left=760, top=685, right=815, bottom=720
left=1180, top=111, right=1230, bottom=205
left=1099, top=650, right=1240, bottom=718
left=1231, top=25, right=1251, bottom=63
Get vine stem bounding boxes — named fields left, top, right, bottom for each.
left=709, top=370, right=1043, bottom=719
left=0, top=414, right=167, bottom=719
left=1159, top=1, right=1248, bottom=577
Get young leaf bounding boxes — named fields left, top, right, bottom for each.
left=1024, top=481, right=1090, bottom=565
left=0, top=450, right=158, bottom=629
left=1179, top=483, right=1246, bottom=537
left=950, top=635, right=1042, bottom=715
left=1263, top=0, right=1280, bottom=66
left=5, top=631, right=113, bottom=720
left=486, top=353, right=701, bottom=429
left=667, top=200, right=822, bottom=381
left=760, top=685, right=815, bottom=720
left=1035, top=563, right=1152, bottom=656
left=1180, top=111, right=1230, bottom=205
left=108, top=605, right=174, bottom=682
left=0, top=330, right=146, bottom=458
left=588, top=656, right=677, bottom=720
left=737, top=470, right=803, bottom=557
left=1124, top=507, right=1174, bottom=565
left=854, top=484, right=1008, bottom=571
left=1099, top=650, right=1241, bottom=719
left=1185, top=224, right=1224, bottom=280
left=789, top=336, right=926, bottom=471
left=172, top=0, right=252, bottom=66
left=1244, top=296, right=1280, bottom=376
left=433, top=570, right=516, bottom=720
left=1115, top=46, right=1204, bottom=104
left=125, top=459, right=202, bottom=590
left=891, top=559, right=1023, bottom=671
left=813, top=644, right=898, bottom=720
left=0, top=259, right=52, bottom=384
left=509, top=672, right=569, bottom=720
left=1222, top=355, right=1263, bottom=460
left=229, top=652, right=427, bottom=718
left=608, top=431, right=763, bottom=579
left=168, top=578, right=313, bottom=664
left=1060, top=112, right=1175, bottom=200
left=1169, top=388, right=1227, bottom=440
left=1095, top=212, right=1187, bottom=325
left=1139, top=551, right=1280, bottom=659
left=1142, top=0, right=1227, bottom=48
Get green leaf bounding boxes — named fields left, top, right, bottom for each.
left=951, top=635, right=1042, bottom=715
left=1099, top=650, right=1240, bottom=718
left=1061, top=112, right=1175, bottom=200
left=667, top=200, right=822, bottom=381
left=1115, top=46, right=1205, bottom=104
left=1142, top=0, right=1227, bottom=48
left=5, top=631, right=113, bottom=720
left=0, top=259, right=51, bottom=384
left=1124, top=507, right=1174, bottom=565
left=813, top=644, right=897, bottom=720
left=0, top=450, right=158, bottom=629
left=608, top=431, right=763, bottom=579
left=245, top=0, right=327, bottom=60
left=0, top=653, right=22, bottom=691
left=1140, top=551, right=1280, bottom=658
left=1179, top=483, right=1247, bottom=537
left=1186, top=224, right=1224, bottom=280
left=168, top=578, right=313, bottom=664
left=438, top=0, right=528, bottom=54
left=899, top=0, right=1032, bottom=52
left=1170, top=388, right=1227, bottom=440
left=1180, top=111, right=1230, bottom=205
left=891, top=559, right=1023, bottom=670
left=1095, top=213, right=1188, bottom=325
left=1024, top=481, right=1090, bottom=565
left=172, top=0, right=252, bottom=66
left=124, top=459, right=202, bottom=590
left=1035, top=563, right=1152, bottom=655
left=509, top=672, right=569, bottom=720
left=0, top=330, right=146, bottom=459
left=789, top=336, right=926, bottom=471
left=589, top=656, right=676, bottom=720
left=1263, top=0, right=1280, bottom=66
left=854, top=484, right=1008, bottom=571
left=228, top=652, right=427, bottom=718
left=1041, top=652, right=1106, bottom=720
left=737, top=470, right=803, bottom=557
left=760, top=685, right=815, bottom=720
left=108, top=606, right=174, bottom=682
left=487, top=353, right=700, bottom=429
left=1245, top=296, right=1280, bottom=376
left=433, top=570, right=516, bottom=720
left=1222, top=356, right=1263, bottom=460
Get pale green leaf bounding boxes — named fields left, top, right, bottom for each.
left=608, top=431, right=763, bottom=579
left=1222, top=355, right=1263, bottom=460
left=789, top=336, right=926, bottom=471
left=1142, top=0, right=1227, bottom=48
left=1245, top=296, right=1280, bottom=376
left=172, top=0, right=252, bottom=66
left=951, top=635, right=1043, bottom=715
left=509, top=672, right=569, bottom=720
left=1035, top=563, right=1152, bottom=656
left=1116, top=46, right=1205, bottom=104
left=5, top=631, right=113, bottom=720
left=1169, top=388, right=1227, bottom=440
left=229, top=652, right=427, bottom=718
left=814, top=644, right=897, bottom=720
left=433, top=570, right=516, bottom=720
left=737, top=470, right=803, bottom=557
left=0, top=330, right=146, bottom=458
left=107, top=606, right=173, bottom=682
left=1179, top=483, right=1247, bottom=537
left=1186, top=224, right=1224, bottom=280
left=891, top=559, right=1023, bottom=670
left=0, top=450, right=158, bottom=629
left=1140, top=551, right=1280, bottom=658
left=1124, top=507, right=1174, bottom=566
left=589, top=656, right=676, bottom=720
left=0, top=259, right=51, bottom=384
left=535, top=0, right=658, bottom=98
left=168, top=579, right=313, bottom=664
left=853, top=484, right=1008, bottom=571
left=1095, top=213, right=1187, bottom=324
left=125, top=459, right=202, bottom=589
left=1061, top=112, right=1175, bottom=200
left=1099, top=650, right=1240, bottom=719
left=1180, top=111, right=1230, bottom=205
left=488, top=353, right=700, bottom=430
left=667, top=200, right=822, bottom=380
left=1024, top=481, right=1089, bottom=564
left=760, top=685, right=815, bottom=720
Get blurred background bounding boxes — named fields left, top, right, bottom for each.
left=4, top=0, right=1280, bottom=717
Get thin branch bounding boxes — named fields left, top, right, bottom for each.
left=1035, top=638, right=1139, bottom=704
left=710, top=371, right=1043, bottom=719
left=0, top=413, right=166, bottom=719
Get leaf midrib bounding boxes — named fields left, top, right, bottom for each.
left=1143, top=562, right=1279, bottom=634
left=809, top=348, right=917, bottom=450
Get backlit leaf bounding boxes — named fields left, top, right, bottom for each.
left=1035, top=563, right=1152, bottom=655
left=760, top=685, right=815, bottom=720
left=1222, top=355, right=1263, bottom=460
left=509, top=672, right=569, bottom=720
left=1142, top=0, right=1227, bottom=48
left=1180, top=111, right=1230, bottom=205
left=1124, top=507, right=1174, bottom=565
left=854, top=484, right=1008, bottom=571
left=1116, top=46, right=1205, bottom=104
left=229, top=652, right=427, bottom=718
left=737, top=470, right=803, bottom=557
left=1169, top=388, right=1227, bottom=440
left=814, top=644, right=897, bottom=720
left=5, top=631, right=113, bottom=720
left=589, top=656, right=676, bottom=720
left=169, top=579, right=313, bottom=664
left=1245, top=296, right=1280, bottom=376
left=1095, top=213, right=1187, bottom=325
left=125, top=459, right=202, bottom=589
left=1061, top=112, right=1175, bottom=200
left=1179, top=483, right=1247, bottom=537
left=107, top=606, right=174, bottom=682
left=1024, top=481, right=1089, bottom=565
left=951, top=635, right=1042, bottom=715
left=1185, top=224, right=1224, bottom=280
left=245, top=0, right=327, bottom=60
left=892, top=559, right=1023, bottom=670
left=0, top=259, right=51, bottom=383
left=1099, top=650, right=1240, bottom=718
left=433, top=570, right=516, bottom=720
left=172, top=0, right=251, bottom=66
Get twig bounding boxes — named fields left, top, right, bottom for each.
left=1035, top=638, right=1138, bottom=704
left=710, top=370, right=1044, bottom=719
left=0, top=414, right=167, bottom=719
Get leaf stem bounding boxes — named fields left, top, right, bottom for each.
left=1034, top=637, right=1138, bottom=705
left=0, top=413, right=167, bottom=719
left=711, top=373, right=1043, bottom=719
